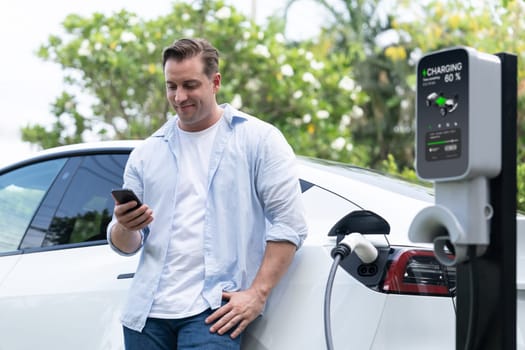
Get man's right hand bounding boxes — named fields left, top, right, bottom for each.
left=110, top=202, right=154, bottom=254
left=114, top=201, right=154, bottom=232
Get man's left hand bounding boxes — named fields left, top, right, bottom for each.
left=205, top=289, right=265, bottom=339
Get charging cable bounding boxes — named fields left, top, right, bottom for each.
left=463, top=245, right=478, bottom=350
left=324, top=233, right=378, bottom=350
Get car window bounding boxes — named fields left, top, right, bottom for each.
left=40, top=154, right=127, bottom=247
left=0, top=159, right=66, bottom=253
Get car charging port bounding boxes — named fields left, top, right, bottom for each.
left=357, top=263, right=378, bottom=277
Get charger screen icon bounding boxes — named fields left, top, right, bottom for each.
left=426, top=92, right=459, bottom=116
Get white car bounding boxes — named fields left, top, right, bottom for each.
left=0, top=141, right=521, bottom=349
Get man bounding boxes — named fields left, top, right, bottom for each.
left=107, top=38, right=308, bottom=350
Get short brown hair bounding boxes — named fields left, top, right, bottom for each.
left=162, top=38, right=219, bottom=77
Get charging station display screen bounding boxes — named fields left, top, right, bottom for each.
left=425, top=128, right=461, bottom=161
left=416, top=48, right=469, bottom=179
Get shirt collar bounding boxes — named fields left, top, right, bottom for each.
left=152, top=103, right=248, bottom=141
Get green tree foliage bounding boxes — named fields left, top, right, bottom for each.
left=394, top=0, right=525, bottom=139
left=285, top=0, right=417, bottom=169
left=25, top=0, right=366, bottom=165
left=22, top=0, right=525, bottom=210
left=290, top=0, right=525, bottom=209
left=391, top=0, right=525, bottom=210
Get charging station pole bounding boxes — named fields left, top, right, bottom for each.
left=408, top=48, right=517, bottom=349
left=456, top=53, right=517, bottom=350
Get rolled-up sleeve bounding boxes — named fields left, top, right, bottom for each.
left=106, top=149, right=146, bottom=256
left=255, top=127, right=308, bottom=249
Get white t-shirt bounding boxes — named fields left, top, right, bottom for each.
left=149, top=119, right=220, bottom=318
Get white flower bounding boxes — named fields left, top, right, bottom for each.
left=146, top=42, right=156, bottom=54
left=231, top=94, right=243, bottom=109
left=128, top=16, right=140, bottom=26
left=346, top=143, right=354, bottom=152
left=113, top=116, right=128, bottom=133
left=281, top=64, right=294, bottom=77
left=216, top=7, right=231, bottom=20
left=82, top=129, right=99, bottom=143
left=293, top=90, right=303, bottom=99
left=235, top=42, right=246, bottom=51
left=243, top=31, right=251, bottom=40
left=121, top=31, right=137, bottom=43
left=409, top=48, right=422, bottom=66
left=331, top=137, right=346, bottom=151
left=305, top=51, right=314, bottom=60
left=339, top=114, right=351, bottom=131
left=303, top=73, right=321, bottom=89
left=78, top=40, right=91, bottom=56
left=253, top=44, right=271, bottom=58
left=338, top=77, right=356, bottom=91
left=83, top=124, right=114, bottom=142
left=182, top=13, right=191, bottom=21
left=310, top=60, right=324, bottom=70
left=94, top=42, right=102, bottom=51
left=183, top=29, right=195, bottom=37
left=292, top=118, right=302, bottom=127
left=275, top=33, right=285, bottom=43
left=246, top=78, right=261, bottom=91
left=302, top=72, right=316, bottom=83
left=127, top=88, right=135, bottom=96
left=394, top=125, right=411, bottom=134
left=351, top=105, right=364, bottom=119
left=302, top=114, right=312, bottom=123
left=59, top=114, right=76, bottom=137
left=258, top=31, right=264, bottom=40
left=316, top=110, right=330, bottom=119
left=64, top=100, right=75, bottom=110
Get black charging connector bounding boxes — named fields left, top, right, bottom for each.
left=324, top=234, right=378, bottom=350
left=331, top=244, right=351, bottom=259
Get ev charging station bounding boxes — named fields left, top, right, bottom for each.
left=409, top=47, right=517, bottom=349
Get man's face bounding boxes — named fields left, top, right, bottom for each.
left=164, top=55, right=221, bottom=131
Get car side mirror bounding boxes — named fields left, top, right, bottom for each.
left=328, top=210, right=390, bottom=242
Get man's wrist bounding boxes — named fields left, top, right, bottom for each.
left=115, top=222, right=138, bottom=236
left=110, top=222, right=143, bottom=254
left=250, top=284, right=271, bottom=302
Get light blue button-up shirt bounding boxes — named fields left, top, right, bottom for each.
left=107, top=104, right=308, bottom=332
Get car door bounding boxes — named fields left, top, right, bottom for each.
left=0, top=158, right=67, bottom=288
left=0, top=153, right=138, bottom=350
left=243, top=181, right=390, bottom=350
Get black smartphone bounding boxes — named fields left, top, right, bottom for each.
left=111, top=188, right=142, bottom=211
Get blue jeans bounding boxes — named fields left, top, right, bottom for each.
left=123, top=308, right=242, bottom=350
